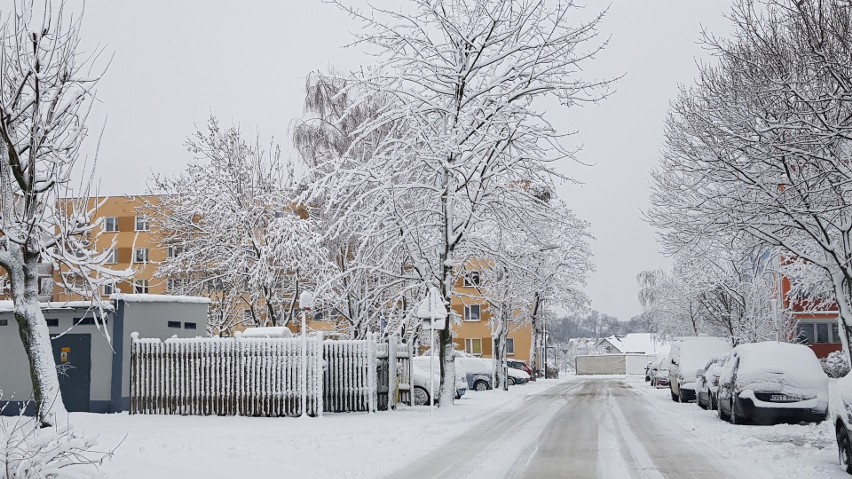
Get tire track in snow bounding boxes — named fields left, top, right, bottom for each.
left=391, top=380, right=584, bottom=479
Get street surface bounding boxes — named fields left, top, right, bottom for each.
left=393, top=378, right=766, bottom=479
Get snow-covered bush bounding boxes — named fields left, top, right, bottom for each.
left=0, top=401, right=116, bottom=479
left=821, top=350, right=850, bottom=379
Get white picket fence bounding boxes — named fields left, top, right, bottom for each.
left=130, top=332, right=381, bottom=416
left=323, top=335, right=378, bottom=413
left=130, top=333, right=324, bottom=416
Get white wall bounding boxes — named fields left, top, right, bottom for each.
left=625, top=354, right=657, bottom=375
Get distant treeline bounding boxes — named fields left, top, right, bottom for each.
left=549, top=311, right=653, bottom=343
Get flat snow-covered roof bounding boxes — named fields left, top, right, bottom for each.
left=0, top=300, right=115, bottom=313
left=110, top=293, right=212, bottom=305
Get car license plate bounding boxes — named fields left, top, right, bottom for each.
left=770, top=394, right=795, bottom=402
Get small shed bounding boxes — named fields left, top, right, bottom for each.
left=0, top=293, right=210, bottom=414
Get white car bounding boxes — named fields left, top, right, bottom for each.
left=668, top=337, right=731, bottom=403
left=456, top=356, right=529, bottom=390
left=717, top=342, right=827, bottom=425
left=832, top=370, right=852, bottom=474
left=411, top=356, right=468, bottom=405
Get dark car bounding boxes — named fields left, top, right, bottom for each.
left=507, top=360, right=534, bottom=380
left=717, top=342, right=828, bottom=425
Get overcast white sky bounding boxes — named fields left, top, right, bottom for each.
left=57, top=0, right=734, bottom=321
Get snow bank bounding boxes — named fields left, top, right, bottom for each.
left=236, top=327, right=293, bottom=338
left=629, top=376, right=844, bottom=478
left=50, top=379, right=566, bottom=478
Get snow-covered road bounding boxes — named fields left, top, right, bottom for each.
left=395, top=377, right=844, bottom=479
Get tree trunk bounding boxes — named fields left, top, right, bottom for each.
left=834, top=273, right=852, bottom=367
left=528, top=294, right=541, bottom=377
left=11, top=251, right=66, bottom=427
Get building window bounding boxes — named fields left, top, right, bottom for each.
left=816, top=323, right=830, bottom=343
left=74, top=317, right=103, bottom=326
left=796, top=321, right=841, bottom=344
left=167, top=278, right=185, bottom=293
left=506, top=338, right=515, bottom=355
left=464, top=304, right=481, bottom=322
left=104, top=217, right=118, bottom=233
left=103, top=283, right=115, bottom=296
left=133, top=248, right=148, bottom=264
left=184, top=322, right=197, bottom=330
left=463, top=271, right=481, bottom=288
left=167, top=321, right=181, bottom=329
left=45, top=318, right=58, bottom=327
left=0, top=319, right=7, bottom=326
left=105, top=249, right=117, bottom=264
left=167, top=245, right=185, bottom=259
left=39, top=277, right=53, bottom=296
left=135, top=216, right=149, bottom=232
left=134, top=279, right=149, bottom=294
left=464, top=338, right=482, bottom=356
left=243, top=309, right=253, bottom=324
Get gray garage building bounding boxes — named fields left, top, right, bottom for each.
left=0, top=293, right=210, bottom=414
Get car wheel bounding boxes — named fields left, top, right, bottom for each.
left=474, top=380, right=489, bottom=392
left=731, top=397, right=746, bottom=425
left=718, top=397, right=729, bottom=421
left=838, top=424, right=852, bottom=474
left=413, top=386, right=430, bottom=406
left=508, top=377, right=516, bottom=386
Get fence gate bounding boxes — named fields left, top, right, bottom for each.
left=322, top=334, right=378, bottom=413
left=376, top=335, right=413, bottom=410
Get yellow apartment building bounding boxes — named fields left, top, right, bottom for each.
left=53, top=195, right=166, bottom=301
left=40, top=195, right=537, bottom=365
left=450, top=269, right=534, bottom=364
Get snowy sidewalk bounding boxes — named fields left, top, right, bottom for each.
left=65, top=378, right=566, bottom=478
left=627, top=376, right=846, bottom=478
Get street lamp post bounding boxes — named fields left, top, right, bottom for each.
left=299, top=291, right=314, bottom=417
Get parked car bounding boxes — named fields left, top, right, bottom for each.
left=717, top=342, right=828, bottom=425
left=507, top=359, right=534, bottom=380
left=456, top=357, right=529, bottom=390
left=669, top=337, right=731, bottom=403
left=831, top=371, right=852, bottom=474
left=652, top=360, right=670, bottom=388
left=410, top=362, right=441, bottom=406
left=412, top=356, right=467, bottom=402
left=695, top=355, right=727, bottom=410
left=647, top=357, right=669, bottom=387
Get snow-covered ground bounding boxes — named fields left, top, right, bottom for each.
left=46, top=380, right=563, bottom=478
left=627, top=376, right=846, bottom=478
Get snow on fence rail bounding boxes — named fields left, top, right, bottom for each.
left=130, top=333, right=323, bottom=416
left=130, top=332, right=386, bottom=416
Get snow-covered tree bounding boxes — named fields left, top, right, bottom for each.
left=649, top=0, right=852, bottom=361
left=0, top=1, right=128, bottom=426
left=151, top=116, right=332, bottom=332
left=293, top=71, right=415, bottom=339
left=312, top=0, right=611, bottom=405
